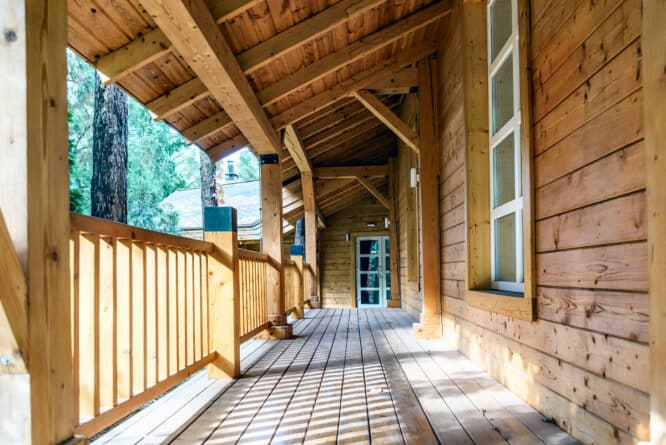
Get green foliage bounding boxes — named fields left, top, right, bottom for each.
left=235, top=149, right=260, bottom=182
left=67, top=50, right=200, bottom=234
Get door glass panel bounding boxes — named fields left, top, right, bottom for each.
left=360, top=256, right=379, bottom=271
left=492, top=133, right=515, bottom=208
left=385, top=272, right=391, bottom=288
left=385, top=289, right=391, bottom=301
left=494, top=212, right=516, bottom=282
left=385, top=238, right=390, bottom=253
left=360, top=290, right=380, bottom=305
left=490, top=0, right=512, bottom=62
left=360, top=240, right=379, bottom=255
left=491, top=56, right=514, bottom=135
left=360, top=273, right=380, bottom=288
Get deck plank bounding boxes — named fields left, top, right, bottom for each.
left=363, top=310, right=438, bottom=444
left=381, top=309, right=508, bottom=445
left=95, top=309, right=578, bottom=445
left=173, top=310, right=326, bottom=443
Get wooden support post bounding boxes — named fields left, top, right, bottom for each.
left=260, top=155, right=293, bottom=339
left=204, top=207, right=240, bottom=379
left=387, top=157, right=401, bottom=308
left=413, top=57, right=442, bottom=339
left=302, top=172, right=320, bottom=308
left=289, top=245, right=305, bottom=319
left=643, top=2, right=666, bottom=444
left=0, top=0, right=74, bottom=442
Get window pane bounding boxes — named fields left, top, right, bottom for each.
left=490, top=0, right=512, bottom=62
left=492, top=133, right=515, bottom=208
left=385, top=272, right=391, bottom=288
left=360, top=256, right=379, bottom=271
left=360, top=240, right=379, bottom=254
left=385, top=238, right=390, bottom=253
left=386, top=289, right=392, bottom=301
left=360, top=290, right=380, bottom=305
left=494, top=212, right=516, bottom=282
left=491, top=55, right=514, bottom=135
left=360, top=273, right=379, bottom=288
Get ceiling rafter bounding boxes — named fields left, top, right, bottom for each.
left=283, top=125, right=313, bottom=175
left=96, top=0, right=262, bottom=84
left=139, top=0, right=281, bottom=155
left=367, top=67, right=418, bottom=95
left=313, top=165, right=388, bottom=179
left=156, top=4, right=448, bottom=145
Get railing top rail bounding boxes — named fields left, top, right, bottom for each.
left=71, top=213, right=215, bottom=253
left=237, top=248, right=270, bottom=262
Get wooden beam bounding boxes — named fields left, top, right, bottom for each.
left=270, top=40, right=438, bottom=130
left=191, top=40, right=437, bottom=154
left=96, top=0, right=262, bottom=84
left=355, top=89, right=420, bottom=152
left=236, top=0, right=384, bottom=74
left=182, top=110, right=233, bottom=145
left=256, top=2, right=451, bottom=108
left=205, top=133, right=249, bottom=161
left=301, top=172, right=319, bottom=306
left=283, top=125, right=312, bottom=174
left=314, top=165, right=388, bottom=179
left=413, top=57, right=441, bottom=339
left=259, top=155, right=288, bottom=328
left=0, top=210, right=28, bottom=372
left=140, top=0, right=281, bottom=154
left=0, top=0, right=73, bottom=440
left=643, top=2, right=666, bottom=444
left=156, top=4, right=447, bottom=127
left=356, top=176, right=391, bottom=209
left=298, top=99, right=366, bottom=140
left=367, top=66, right=418, bottom=94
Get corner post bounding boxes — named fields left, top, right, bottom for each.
left=260, top=154, right=292, bottom=339
left=301, top=172, right=320, bottom=308
left=204, top=207, right=240, bottom=379
left=289, top=245, right=305, bottom=319
left=643, top=2, right=666, bottom=443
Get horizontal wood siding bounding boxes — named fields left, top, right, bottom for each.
left=320, top=198, right=389, bottom=307
left=437, top=0, right=648, bottom=443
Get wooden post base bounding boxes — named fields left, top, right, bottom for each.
left=257, top=324, right=294, bottom=340
left=387, top=300, right=402, bottom=308
left=308, top=295, right=321, bottom=309
left=413, top=322, right=442, bottom=339
left=268, top=314, right=288, bottom=326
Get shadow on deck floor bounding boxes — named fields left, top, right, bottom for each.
left=93, top=309, right=579, bottom=445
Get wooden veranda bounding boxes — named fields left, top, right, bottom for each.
left=1, top=0, right=666, bottom=444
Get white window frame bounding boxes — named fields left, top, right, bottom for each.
left=487, top=0, right=524, bottom=293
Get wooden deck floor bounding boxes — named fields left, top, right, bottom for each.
left=94, top=309, right=578, bottom=444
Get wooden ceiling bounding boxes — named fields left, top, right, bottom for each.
left=67, top=0, right=448, bottom=218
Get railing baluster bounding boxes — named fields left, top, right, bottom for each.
left=71, top=231, right=81, bottom=425
left=131, top=242, right=145, bottom=396
left=194, top=252, right=202, bottom=362
left=115, top=239, right=131, bottom=402
left=157, top=246, right=168, bottom=382
left=98, top=236, right=115, bottom=410
left=177, top=250, right=186, bottom=370
left=167, top=248, right=178, bottom=375
left=145, top=244, right=157, bottom=388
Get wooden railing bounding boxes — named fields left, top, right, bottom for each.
left=237, top=248, right=271, bottom=342
left=70, top=214, right=216, bottom=437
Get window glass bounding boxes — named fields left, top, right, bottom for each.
left=360, top=290, right=380, bottom=305
left=494, top=213, right=516, bottom=282
left=491, top=56, right=514, bottom=134
left=360, top=273, right=379, bottom=288
left=360, top=240, right=379, bottom=255
left=360, top=256, right=379, bottom=271
left=492, top=133, right=515, bottom=208
left=490, top=0, right=512, bottom=62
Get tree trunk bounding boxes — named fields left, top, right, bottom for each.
left=91, top=72, right=128, bottom=223
left=200, top=150, right=217, bottom=209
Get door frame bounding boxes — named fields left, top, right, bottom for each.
left=350, top=231, right=389, bottom=308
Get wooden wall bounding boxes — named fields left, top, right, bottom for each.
left=396, top=94, right=423, bottom=318
left=319, top=197, right=389, bottom=307
left=435, top=0, right=648, bottom=443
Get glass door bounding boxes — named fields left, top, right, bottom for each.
left=356, top=236, right=390, bottom=308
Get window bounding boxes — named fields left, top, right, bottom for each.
left=488, top=0, right=523, bottom=293
left=463, top=0, right=534, bottom=321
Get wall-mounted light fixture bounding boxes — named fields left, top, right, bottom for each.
left=410, top=167, right=419, bottom=188
left=367, top=222, right=376, bottom=227
left=345, top=233, right=350, bottom=242
left=384, top=217, right=390, bottom=228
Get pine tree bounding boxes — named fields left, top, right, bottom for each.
left=91, top=72, right=128, bottom=223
